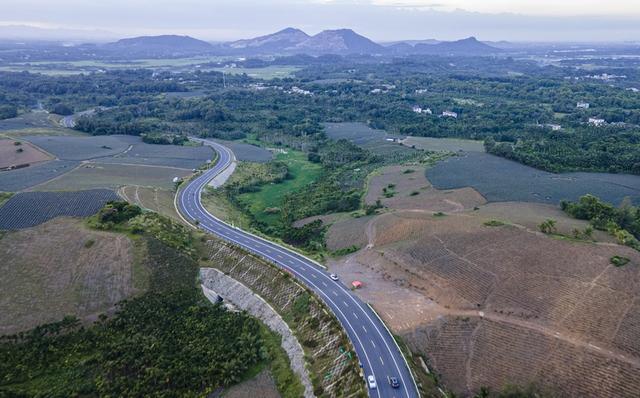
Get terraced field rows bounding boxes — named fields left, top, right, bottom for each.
left=0, top=189, right=119, bottom=229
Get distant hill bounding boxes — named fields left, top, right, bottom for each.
left=224, top=28, right=385, bottom=55
left=413, top=37, right=501, bottom=55
left=103, top=35, right=213, bottom=57
left=228, top=27, right=309, bottom=53
left=293, top=29, right=384, bottom=55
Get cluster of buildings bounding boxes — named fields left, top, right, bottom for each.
left=412, top=106, right=457, bottom=118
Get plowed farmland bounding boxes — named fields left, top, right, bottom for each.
left=327, top=163, right=640, bottom=397
left=0, top=139, right=52, bottom=169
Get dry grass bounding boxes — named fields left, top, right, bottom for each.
left=119, top=185, right=183, bottom=224
left=0, top=218, right=141, bottom=335
left=365, top=165, right=486, bottom=212
left=30, top=162, right=192, bottom=191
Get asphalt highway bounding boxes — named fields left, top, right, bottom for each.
left=177, top=139, right=419, bottom=398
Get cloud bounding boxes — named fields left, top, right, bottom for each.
left=0, top=0, right=638, bottom=42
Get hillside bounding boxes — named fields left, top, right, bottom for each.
left=325, top=162, right=640, bottom=397
left=293, top=29, right=384, bottom=54
left=103, top=34, right=213, bottom=57
left=228, top=27, right=309, bottom=53
left=413, top=36, right=501, bottom=55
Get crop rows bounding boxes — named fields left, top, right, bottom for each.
left=24, top=135, right=138, bottom=160
left=98, top=142, right=214, bottom=169
left=612, top=299, right=640, bottom=357
left=0, top=160, right=79, bottom=192
left=537, top=339, right=640, bottom=397
left=427, top=152, right=640, bottom=205
left=0, top=189, right=119, bottom=229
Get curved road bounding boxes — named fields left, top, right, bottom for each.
left=177, top=139, right=419, bottom=398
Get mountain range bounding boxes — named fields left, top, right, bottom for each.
left=0, top=26, right=503, bottom=57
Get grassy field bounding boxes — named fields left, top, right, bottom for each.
left=0, top=218, right=139, bottom=335
left=237, top=151, right=322, bottom=225
left=119, top=185, right=183, bottom=223
left=1, top=60, right=299, bottom=78
left=0, top=112, right=67, bottom=132
left=402, top=136, right=485, bottom=152
left=1, top=127, right=86, bottom=138
left=31, top=162, right=191, bottom=191
left=211, top=66, right=300, bottom=79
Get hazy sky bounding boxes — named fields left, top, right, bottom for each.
left=1, top=0, right=639, bottom=42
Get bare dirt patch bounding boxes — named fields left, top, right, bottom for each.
left=328, top=210, right=640, bottom=396
left=222, top=370, right=281, bottom=398
left=365, top=165, right=486, bottom=213
left=0, top=138, right=52, bottom=169
left=0, top=218, right=140, bottom=335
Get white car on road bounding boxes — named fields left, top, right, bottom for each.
left=367, top=375, right=377, bottom=389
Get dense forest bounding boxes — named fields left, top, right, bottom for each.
left=2, top=55, right=639, bottom=174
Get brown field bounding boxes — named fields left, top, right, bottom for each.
left=365, top=165, right=486, bottom=213
left=119, top=185, right=183, bottom=223
left=326, top=165, right=640, bottom=396
left=30, top=162, right=192, bottom=191
left=0, top=218, right=142, bottom=335
left=0, top=138, right=52, bottom=168
left=330, top=210, right=640, bottom=396
left=474, top=201, right=613, bottom=242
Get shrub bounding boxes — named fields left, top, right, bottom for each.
left=484, top=220, right=505, bottom=227
left=538, top=219, right=557, bottom=234
left=610, top=255, right=630, bottom=267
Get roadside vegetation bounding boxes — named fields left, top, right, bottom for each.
left=0, top=202, right=301, bottom=397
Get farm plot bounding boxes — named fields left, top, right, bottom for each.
left=216, top=140, right=273, bottom=163
left=0, top=189, right=119, bottom=229
left=403, top=316, right=640, bottom=398
left=0, top=138, right=52, bottom=169
left=32, top=163, right=191, bottom=191
left=330, top=207, right=640, bottom=396
left=0, top=112, right=62, bottom=131
left=323, top=122, right=416, bottom=157
left=428, top=152, right=640, bottom=205
left=0, top=160, right=79, bottom=192
left=365, top=164, right=485, bottom=212
left=402, top=136, right=485, bottom=153
left=22, top=134, right=138, bottom=160
left=0, top=218, right=137, bottom=335
left=96, top=141, right=214, bottom=169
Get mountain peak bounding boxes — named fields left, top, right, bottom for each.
left=228, top=27, right=309, bottom=51
left=295, top=28, right=383, bottom=54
